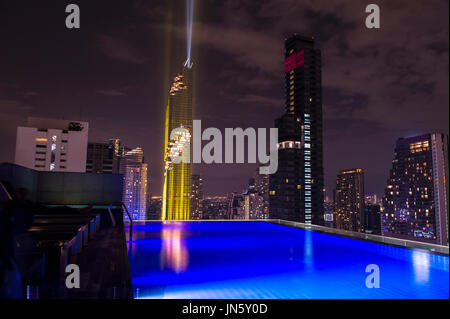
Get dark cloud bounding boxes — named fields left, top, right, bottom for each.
left=96, top=34, right=147, bottom=64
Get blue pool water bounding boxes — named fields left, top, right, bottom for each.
left=126, top=221, right=449, bottom=299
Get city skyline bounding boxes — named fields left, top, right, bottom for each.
left=0, top=0, right=448, bottom=201
left=0, top=2, right=448, bottom=302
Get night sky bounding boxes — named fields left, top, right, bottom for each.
left=0, top=0, right=448, bottom=198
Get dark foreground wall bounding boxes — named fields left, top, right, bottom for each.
left=0, top=163, right=123, bottom=205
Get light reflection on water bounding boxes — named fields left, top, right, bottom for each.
left=303, top=230, right=314, bottom=271
left=159, top=222, right=189, bottom=273
left=412, top=250, right=430, bottom=284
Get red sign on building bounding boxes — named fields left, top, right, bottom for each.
left=285, top=50, right=304, bottom=73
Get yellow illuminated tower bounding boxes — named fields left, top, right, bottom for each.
left=162, top=63, right=193, bottom=220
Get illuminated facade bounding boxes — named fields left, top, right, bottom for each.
left=162, top=64, right=194, bottom=220
left=334, top=169, right=365, bottom=232
left=269, top=35, right=324, bottom=224
left=121, top=147, right=148, bottom=221
left=383, top=134, right=449, bottom=245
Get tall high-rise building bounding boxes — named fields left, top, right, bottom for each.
left=15, top=117, right=88, bottom=172
left=334, top=169, right=365, bottom=232
left=364, top=204, right=381, bottom=235
left=254, top=167, right=270, bottom=219
left=190, top=174, right=203, bottom=220
left=162, top=63, right=194, bottom=221
left=86, top=139, right=122, bottom=174
left=269, top=35, right=324, bottom=224
left=120, top=147, right=148, bottom=221
left=383, top=134, right=449, bottom=245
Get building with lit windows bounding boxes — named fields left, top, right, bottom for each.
left=120, top=147, right=148, bottom=221
left=269, top=34, right=324, bottom=224
left=202, top=196, right=229, bottom=220
left=15, top=117, right=88, bottom=172
left=253, top=168, right=270, bottom=219
left=244, top=192, right=265, bottom=220
left=383, top=134, right=449, bottom=246
left=334, top=169, right=365, bottom=232
left=190, top=174, right=203, bottom=219
left=162, top=63, right=194, bottom=220
left=228, top=193, right=246, bottom=219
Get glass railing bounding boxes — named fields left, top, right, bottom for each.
left=128, top=218, right=449, bottom=255
left=265, top=219, right=449, bottom=255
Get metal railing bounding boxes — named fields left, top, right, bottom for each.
left=108, top=202, right=133, bottom=240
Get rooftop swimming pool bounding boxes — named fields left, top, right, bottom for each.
left=126, top=221, right=449, bottom=299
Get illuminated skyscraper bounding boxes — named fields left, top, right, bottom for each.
left=383, top=134, right=449, bottom=245
left=162, top=64, right=194, bottom=220
left=334, top=169, right=365, bottom=232
left=121, top=147, right=148, bottom=221
left=269, top=35, right=324, bottom=224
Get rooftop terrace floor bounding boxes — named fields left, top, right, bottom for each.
left=126, top=221, right=449, bottom=299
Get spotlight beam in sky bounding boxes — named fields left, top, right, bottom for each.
left=185, top=0, right=195, bottom=67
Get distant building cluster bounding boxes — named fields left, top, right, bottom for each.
left=14, top=117, right=150, bottom=221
